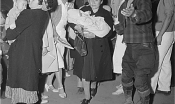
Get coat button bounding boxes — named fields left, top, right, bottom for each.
left=100, top=45, right=103, bottom=47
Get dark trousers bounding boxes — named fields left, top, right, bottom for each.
left=171, top=44, right=175, bottom=87
left=122, top=43, right=156, bottom=93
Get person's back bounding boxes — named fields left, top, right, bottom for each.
left=8, top=9, right=49, bottom=71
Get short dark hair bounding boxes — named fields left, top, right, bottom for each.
left=38, top=0, right=43, bottom=5
left=46, top=0, right=58, bottom=12
left=1, top=9, right=8, bottom=19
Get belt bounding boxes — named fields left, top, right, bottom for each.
left=142, top=43, right=153, bottom=48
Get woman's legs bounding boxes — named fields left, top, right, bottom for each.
left=55, top=68, right=66, bottom=98
left=82, top=78, right=90, bottom=100
left=77, top=77, right=84, bottom=94
left=90, top=81, right=98, bottom=97
left=45, top=73, right=58, bottom=92
left=77, top=77, right=83, bottom=88
left=55, top=68, right=63, bottom=89
left=90, top=82, right=96, bottom=89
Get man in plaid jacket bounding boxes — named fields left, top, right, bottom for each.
left=114, top=0, right=155, bottom=104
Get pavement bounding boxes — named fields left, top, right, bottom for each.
left=0, top=70, right=174, bottom=104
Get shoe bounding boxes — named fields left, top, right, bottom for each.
left=77, top=87, right=84, bottom=94
left=45, top=84, right=59, bottom=92
left=116, top=84, right=122, bottom=89
left=58, top=87, right=67, bottom=98
left=112, top=84, right=124, bottom=95
left=81, top=99, right=91, bottom=104
left=124, top=97, right=134, bottom=104
left=42, top=95, right=48, bottom=99
left=66, top=72, right=71, bottom=77
left=156, top=90, right=171, bottom=95
left=91, top=88, right=97, bottom=97
left=41, top=99, right=48, bottom=104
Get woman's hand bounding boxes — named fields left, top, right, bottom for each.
left=74, top=24, right=84, bottom=34
left=53, top=34, right=60, bottom=44
left=83, top=30, right=95, bottom=38
left=42, top=47, right=48, bottom=56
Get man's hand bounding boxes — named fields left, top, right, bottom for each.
left=121, top=4, right=135, bottom=17
left=42, top=47, right=48, bottom=56
left=156, top=35, right=163, bottom=45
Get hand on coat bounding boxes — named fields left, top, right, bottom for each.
left=42, top=47, right=48, bottom=56
left=74, top=24, right=84, bottom=34
left=83, top=29, right=95, bottom=38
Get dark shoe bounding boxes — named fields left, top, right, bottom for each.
left=91, top=88, right=97, bottom=97
left=77, top=87, right=84, bottom=94
left=156, top=90, right=171, bottom=95
left=81, top=99, right=91, bottom=104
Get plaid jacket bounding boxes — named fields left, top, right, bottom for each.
left=116, top=0, right=155, bottom=43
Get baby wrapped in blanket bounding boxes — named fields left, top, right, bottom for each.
left=67, top=9, right=111, bottom=38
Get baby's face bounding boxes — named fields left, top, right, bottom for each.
left=0, top=12, right=6, bottom=25
left=16, top=0, right=27, bottom=11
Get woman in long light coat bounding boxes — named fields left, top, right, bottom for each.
left=43, top=0, right=73, bottom=99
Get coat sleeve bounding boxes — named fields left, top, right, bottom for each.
left=103, top=11, right=114, bottom=38
left=131, top=0, right=152, bottom=24
left=3, top=10, right=32, bottom=41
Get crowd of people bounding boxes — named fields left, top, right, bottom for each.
left=0, top=0, right=174, bottom=104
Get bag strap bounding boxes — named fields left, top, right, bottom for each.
left=75, top=31, right=85, bottom=41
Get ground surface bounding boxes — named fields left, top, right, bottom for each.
left=1, top=70, right=174, bottom=104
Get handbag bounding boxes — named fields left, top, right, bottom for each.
left=74, top=32, right=87, bottom=57
left=42, top=53, right=56, bottom=73
left=0, top=42, right=10, bottom=54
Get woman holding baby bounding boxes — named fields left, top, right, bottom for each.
left=69, top=0, right=113, bottom=104
left=3, top=0, right=55, bottom=103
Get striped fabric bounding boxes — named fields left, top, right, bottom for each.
left=117, top=0, right=154, bottom=43
left=5, top=86, right=38, bottom=104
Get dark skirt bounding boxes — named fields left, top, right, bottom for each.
left=82, top=39, right=95, bottom=81
left=69, top=38, right=84, bottom=79
left=82, top=38, right=113, bottom=81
